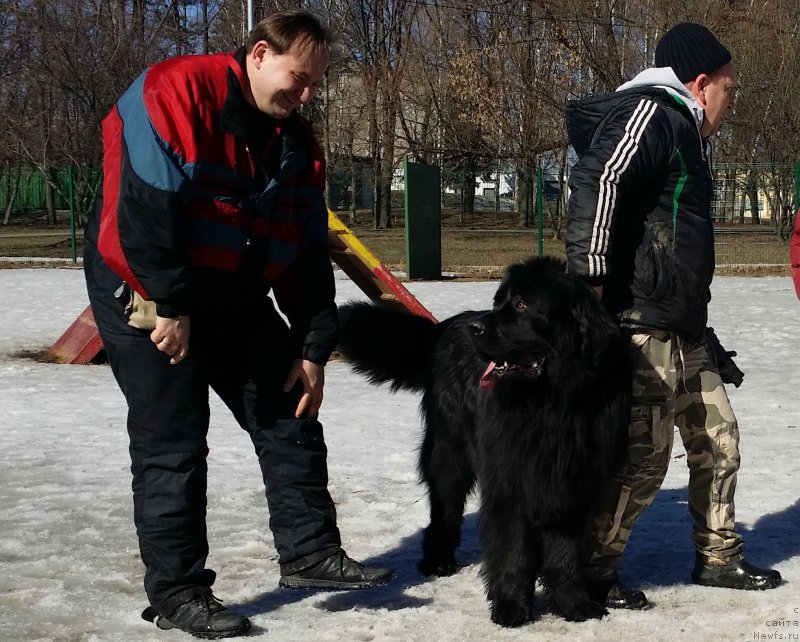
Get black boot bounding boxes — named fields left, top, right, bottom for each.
left=585, top=578, right=651, bottom=610
left=142, top=592, right=251, bottom=639
left=279, top=549, right=396, bottom=590
left=692, top=554, right=782, bottom=590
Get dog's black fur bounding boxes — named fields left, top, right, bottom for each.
left=338, top=256, right=630, bottom=627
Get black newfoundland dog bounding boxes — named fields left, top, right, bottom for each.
left=338, top=256, right=630, bottom=628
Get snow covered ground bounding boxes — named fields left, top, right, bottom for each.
left=1, top=267, right=799, bottom=642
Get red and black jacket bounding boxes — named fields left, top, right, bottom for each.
left=89, top=48, right=337, bottom=363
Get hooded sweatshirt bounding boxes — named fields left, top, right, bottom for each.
left=565, top=68, right=715, bottom=342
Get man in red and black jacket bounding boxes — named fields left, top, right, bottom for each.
left=84, top=10, right=393, bottom=639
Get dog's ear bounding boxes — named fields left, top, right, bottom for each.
left=572, top=289, right=620, bottom=367
left=494, top=262, right=525, bottom=307
left=493, top=276, right=510, bottom=308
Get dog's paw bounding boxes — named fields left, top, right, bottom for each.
left=490, top=600, right=532, bottom=628
left=417, top=556, right=458, bottom=577
left=546, top=585, right=609, bottom=622
left=581, top=600, right=609, bottom=620
left=559, top=599, right=608, bottom=622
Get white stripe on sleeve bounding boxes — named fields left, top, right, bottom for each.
left=587, top=99, right=658, bottom=276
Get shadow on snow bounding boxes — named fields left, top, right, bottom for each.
left=237, top=488, right=800, bottom=620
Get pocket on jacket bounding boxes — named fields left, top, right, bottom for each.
left=631, top=238, right=673, bottom=301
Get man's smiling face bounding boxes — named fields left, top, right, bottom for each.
left=247, top=39, right=327, bottom=119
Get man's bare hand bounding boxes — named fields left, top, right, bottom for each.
left=283, top=359, right=325, bottom=418
left=150, top=315, right=191, bottom=364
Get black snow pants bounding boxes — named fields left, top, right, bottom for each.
left=84, top=241, right=341, bottom=609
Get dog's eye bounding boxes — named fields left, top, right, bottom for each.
left=515, top=299, right=528, bottom=310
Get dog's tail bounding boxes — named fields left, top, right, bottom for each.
left=337, top=301, right=437, bottom=393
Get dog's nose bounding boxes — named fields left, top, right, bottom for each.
left=468, top=319, right=486, bottom=336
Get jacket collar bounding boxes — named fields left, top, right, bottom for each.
left=219, top=47, right=307, bottom=175
left=616, top=67, right=705, bottom=132
left=219, top=47, right=258, bottom=140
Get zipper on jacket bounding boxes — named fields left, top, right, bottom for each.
left=244, top=143, right=255, bottom=247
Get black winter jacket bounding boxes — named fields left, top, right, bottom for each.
left=565, top=77, right=715, bottom=341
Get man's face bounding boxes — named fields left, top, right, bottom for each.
left=247, top=40, right=327, bottom=119
left=697, top=62, right=737, bottom=137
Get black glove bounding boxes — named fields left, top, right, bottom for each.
left=704, top=327, right=744, bottom=388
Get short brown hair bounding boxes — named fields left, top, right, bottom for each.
left=246, top=10, right=330, bottom=56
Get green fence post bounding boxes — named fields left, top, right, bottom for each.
left=536, top=165, right=544, bottom=257
left=404, top=155, right=442, bottom=279
left=68, top=166, right=76, bottom=263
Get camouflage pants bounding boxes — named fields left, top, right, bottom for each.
left=583, top=330, right=744, bottom=581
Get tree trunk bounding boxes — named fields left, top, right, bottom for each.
left=378, top=156, right=392, bottom=229
left=516, top=166, right=533, bottom=227
left=3, top=165, right=21, bottom=225
left=366, top=70, right=381, bottom=228
left=747, top=172, right=760, bottom=224
left=133, top=0, right=145, bottom=40
left=348, top=159, right=357, bottom=226
left=737, top=188, right=747, bottom=225
left=551, top=152, right=567, bottom=239
left=494, top=160, right=501, bottom=218
left=202, top=0, right=210, bottom=54
left=378, top=77, right=397, bottom=229
left=460, top=160, right=475, bottom=218
left=45, top=168, right=56, bottom=225
left=373, top=171, right=382, bottom=229
left=722, top=167, right=735, bottom=223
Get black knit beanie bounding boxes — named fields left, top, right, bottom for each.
left=655, top=22, right=732, bottom=82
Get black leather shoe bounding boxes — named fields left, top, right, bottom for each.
left=585, top=578, right=651, bottom=610
left=142, top=592, right=251, bottom=639
left=692, top=554, right=782, bottom=590
left=279, top=550, right=396, bottom=590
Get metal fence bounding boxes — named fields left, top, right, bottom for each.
left=1, top=164, right=796, bottom=275
left=335, top=226, right=793, bottom=277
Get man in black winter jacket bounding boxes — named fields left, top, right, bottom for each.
left=565, top=22, right=782, bottom=610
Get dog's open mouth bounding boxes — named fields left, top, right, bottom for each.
left=478, top=358, right=545, bottom=391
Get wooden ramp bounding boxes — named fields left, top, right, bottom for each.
left=326, top=211, right=436, bottom=322
left=48, top=210, right=436, bottom=364
left=48, top=305, right=105, bottom=365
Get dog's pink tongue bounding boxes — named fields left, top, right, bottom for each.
left=479, top=361, right=497, bottom=391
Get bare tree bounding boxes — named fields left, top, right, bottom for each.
left=2, top=0, right=799, bottom=233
